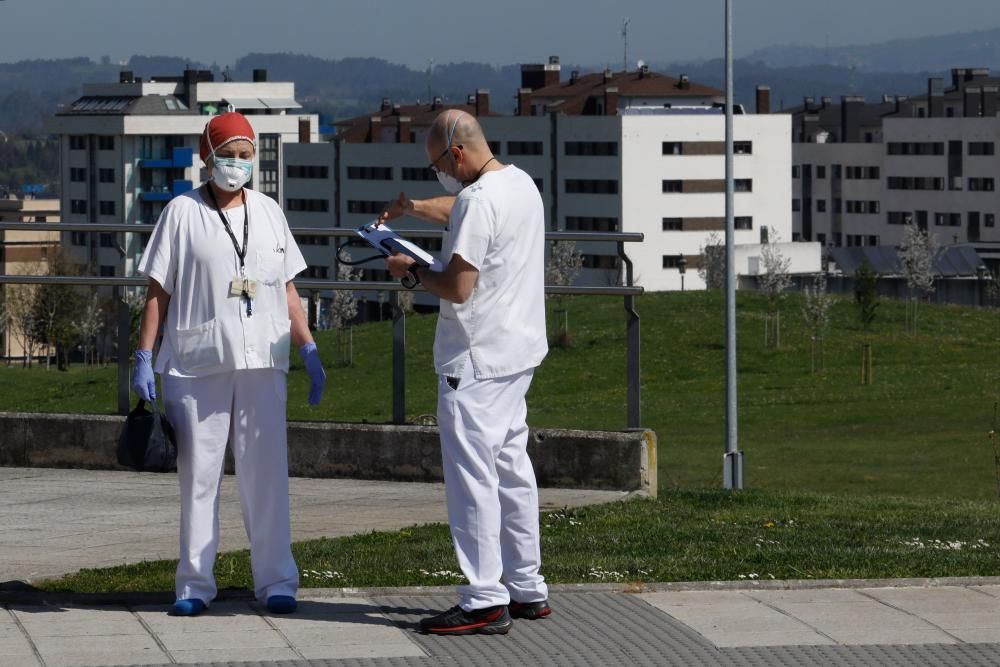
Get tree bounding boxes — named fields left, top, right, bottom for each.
left=801, top=273, right=833, bottom=373
left=329, top=252, right=361, bottom=366
left=6, top=283, right=38, bottom=367
left=545, top=240, right=583, bottom=348
left=698, top=232, right=725, bottom=290
left=30, top=252, right=83, bottom=370
left=73, top=292, right=103, bottom=367
left=854, top=259, right=879, bottom=385
left=898, top=220, right=937, bottom=333
left=759, top=233, right=793, bottom=348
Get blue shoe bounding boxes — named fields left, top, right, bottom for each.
left=266, top=595, right=297, bottom=614
left=170, top=599, right=205, bottom=616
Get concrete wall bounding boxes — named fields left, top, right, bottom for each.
left=0, top=413, right=657, bottom=496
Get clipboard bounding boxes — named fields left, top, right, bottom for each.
left=354, top=221, right=444, bottom=272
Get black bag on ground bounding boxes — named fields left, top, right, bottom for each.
left=116, top=399, right=178, bottom=472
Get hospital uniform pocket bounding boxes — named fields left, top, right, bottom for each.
left=172, top=319, right=225, bottom=374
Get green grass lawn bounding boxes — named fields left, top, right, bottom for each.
left=5, top=290, right=1000, bottom=499
left=42, top=488, right=1000, bottom=593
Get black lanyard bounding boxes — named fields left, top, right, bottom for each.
left=204, top=185, right=249, bottom=272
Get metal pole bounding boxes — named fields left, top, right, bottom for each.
left=390, top=291, right=406, bottom=425
left=619, top=241, right=641, bottom=430
left=723, top=0, right=744, bottom=489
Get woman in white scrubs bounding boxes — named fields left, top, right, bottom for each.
left=132, top=112, right=327, bottom=617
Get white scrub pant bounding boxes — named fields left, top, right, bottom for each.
left=437, top=369, right=548, bottom=611
left=163, top=369, right=298, bottom=605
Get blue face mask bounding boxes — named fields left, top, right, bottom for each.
left=212, top=156, right=253, bottom=191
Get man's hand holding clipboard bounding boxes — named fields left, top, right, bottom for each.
left=355, top=221, right=443, bottom=288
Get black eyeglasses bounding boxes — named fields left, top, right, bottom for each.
left=428, top=144, right=463, bottom=173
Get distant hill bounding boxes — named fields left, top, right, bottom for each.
left=0, top=51, right=964, bottom=137
left=745, top=27, right=1000, bottom=73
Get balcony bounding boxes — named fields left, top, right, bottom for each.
left=136, top=180, right=193, bottom=202
left=138, top=147, right=194, bottom=169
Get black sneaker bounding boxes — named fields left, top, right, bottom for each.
left=419, top=605, right=512, bottom=635
left=508, top=599, right=552, bottom=620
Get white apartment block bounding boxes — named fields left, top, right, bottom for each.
left=791, top=68, right=1000, bottom=272
left=49, top=68, right=318, bottom=277
left=283, top=58, right=803, bottom=296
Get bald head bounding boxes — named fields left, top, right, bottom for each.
left=427, top=110, right=488, bottom=155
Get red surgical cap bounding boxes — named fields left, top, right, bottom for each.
left=199, top=112, right=256, bottom=161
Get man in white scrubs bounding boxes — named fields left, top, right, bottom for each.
left=383, top=110, right=549, bottom=635
left=132, top=112, right=326, bottom=617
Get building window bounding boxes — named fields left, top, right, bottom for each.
left=70, top=167, right=86, bottom=182
left=97, top=136, right=114, bottom=151
left=345, top=200, right=381, bottom=214
left=792, top=165, right=800, bottom=179
left=734, top=141, right=753, bottom=155
left=533, top=178, right=544, bottom=192
left=792, top=199, right=801, bottom=212
left=287, top=165, right=329, bottom=179
left=735, top=216, right=753, bottom=230
left=582, top=254, right=620, bottom=270
left=259, top=168, right=278, bottom=198
left=402, top=167, right=437, bottom=181
left=817, top=233, right=827, bottom=245
left=287, top=198, right=330, bottom=212
left=70, top=231, right=87, bottom=246
left=662, top=255, right=683, bottom=269
left=99, top=233, right=115, bottom=248
left=488, top=141, right=501, bottom=154
left=566, top=179, right=618, bottom=194
left=735, top=179, right=753, bottom=192
left=99, top=265, right=116, bottom=277
left=969, top=142, right=995, bottom=156
left=99, top=168, right=115, bottom=183
left=565, top=141, right=618, bottom=156
left=934, top=212, right=962, bottom=226
left=70, top=199, right=87, bottom=215
left=302, top=265, right=329, bottom=279
left=347, top=166, right=393, bottom=180
left=69, top=135, right=86, bottom=150
left=662, top=217, right=682, bottom=231
left=816, top=166, right=827, bottom=179
left=987, top=213, right=996, bottom=228
left=832, top=164, right=843, bottom=179
left=507, top=141, right=543, bottom=156
left=294, top=235, right=331, bottom=246
left=99, top=201, right=115, bottom=216
left=834, top=198, right=842, bottom=213
left=887, top=211, right=910, bottom=225
left=969, top=178, right=996, bottom=192
left=887, top=177, right=944, bottom=191
left=662, top=180, right=683, bottom=193
left=817, top=199, right=827, bottom=213
left=259, top=135, right=279, bottom=162
left=887, top=142, right=944, bottom=156
left=662, top=142, right=683, bottom=155
left=565, top=216, right=618, bottom=231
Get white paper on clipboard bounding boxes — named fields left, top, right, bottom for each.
left=355, top=221, right=444, bottom=272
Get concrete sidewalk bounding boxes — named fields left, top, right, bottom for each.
left=7, top=582, right=1000, bottom=666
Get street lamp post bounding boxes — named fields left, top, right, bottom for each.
left=723, top=0, right=743, bottom=490
left=678, top=255, right=687, bottom=292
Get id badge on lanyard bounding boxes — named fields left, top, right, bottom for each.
left=206, top=185, right=255, bottom=317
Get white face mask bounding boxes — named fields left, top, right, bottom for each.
left=436, top=170, right=463, bottom=195
left=212, top=156, right=253, bottom=191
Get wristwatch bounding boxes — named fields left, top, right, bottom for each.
left=402, top=265, right=421, bottom=289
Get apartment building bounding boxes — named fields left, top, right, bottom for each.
left=284, top=58, right=802, bottom=293
left=48, top=68, right=318, bottom=277
left=790, top=68, right=1000, bottom=270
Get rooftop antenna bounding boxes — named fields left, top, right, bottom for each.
left=622, top=17, right=631, bottom=72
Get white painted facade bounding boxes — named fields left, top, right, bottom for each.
left=621, top=111, right=796, bottom=291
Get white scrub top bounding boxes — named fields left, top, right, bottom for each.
left=138, top=186, right=307, bottom=377
left=434, top=165, right=548, bottom=380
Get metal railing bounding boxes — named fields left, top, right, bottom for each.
left=0, top=223, right=644, bottom=427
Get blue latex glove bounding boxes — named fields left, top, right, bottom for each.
left=299, top=342, right=326, bottom=406
left=132, top=349, right=156, bottom=401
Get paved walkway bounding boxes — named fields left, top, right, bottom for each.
left=6, top=469, right=1000, bottom=666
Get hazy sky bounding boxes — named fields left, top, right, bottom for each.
left=1, top=0, right=997, bottom=67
